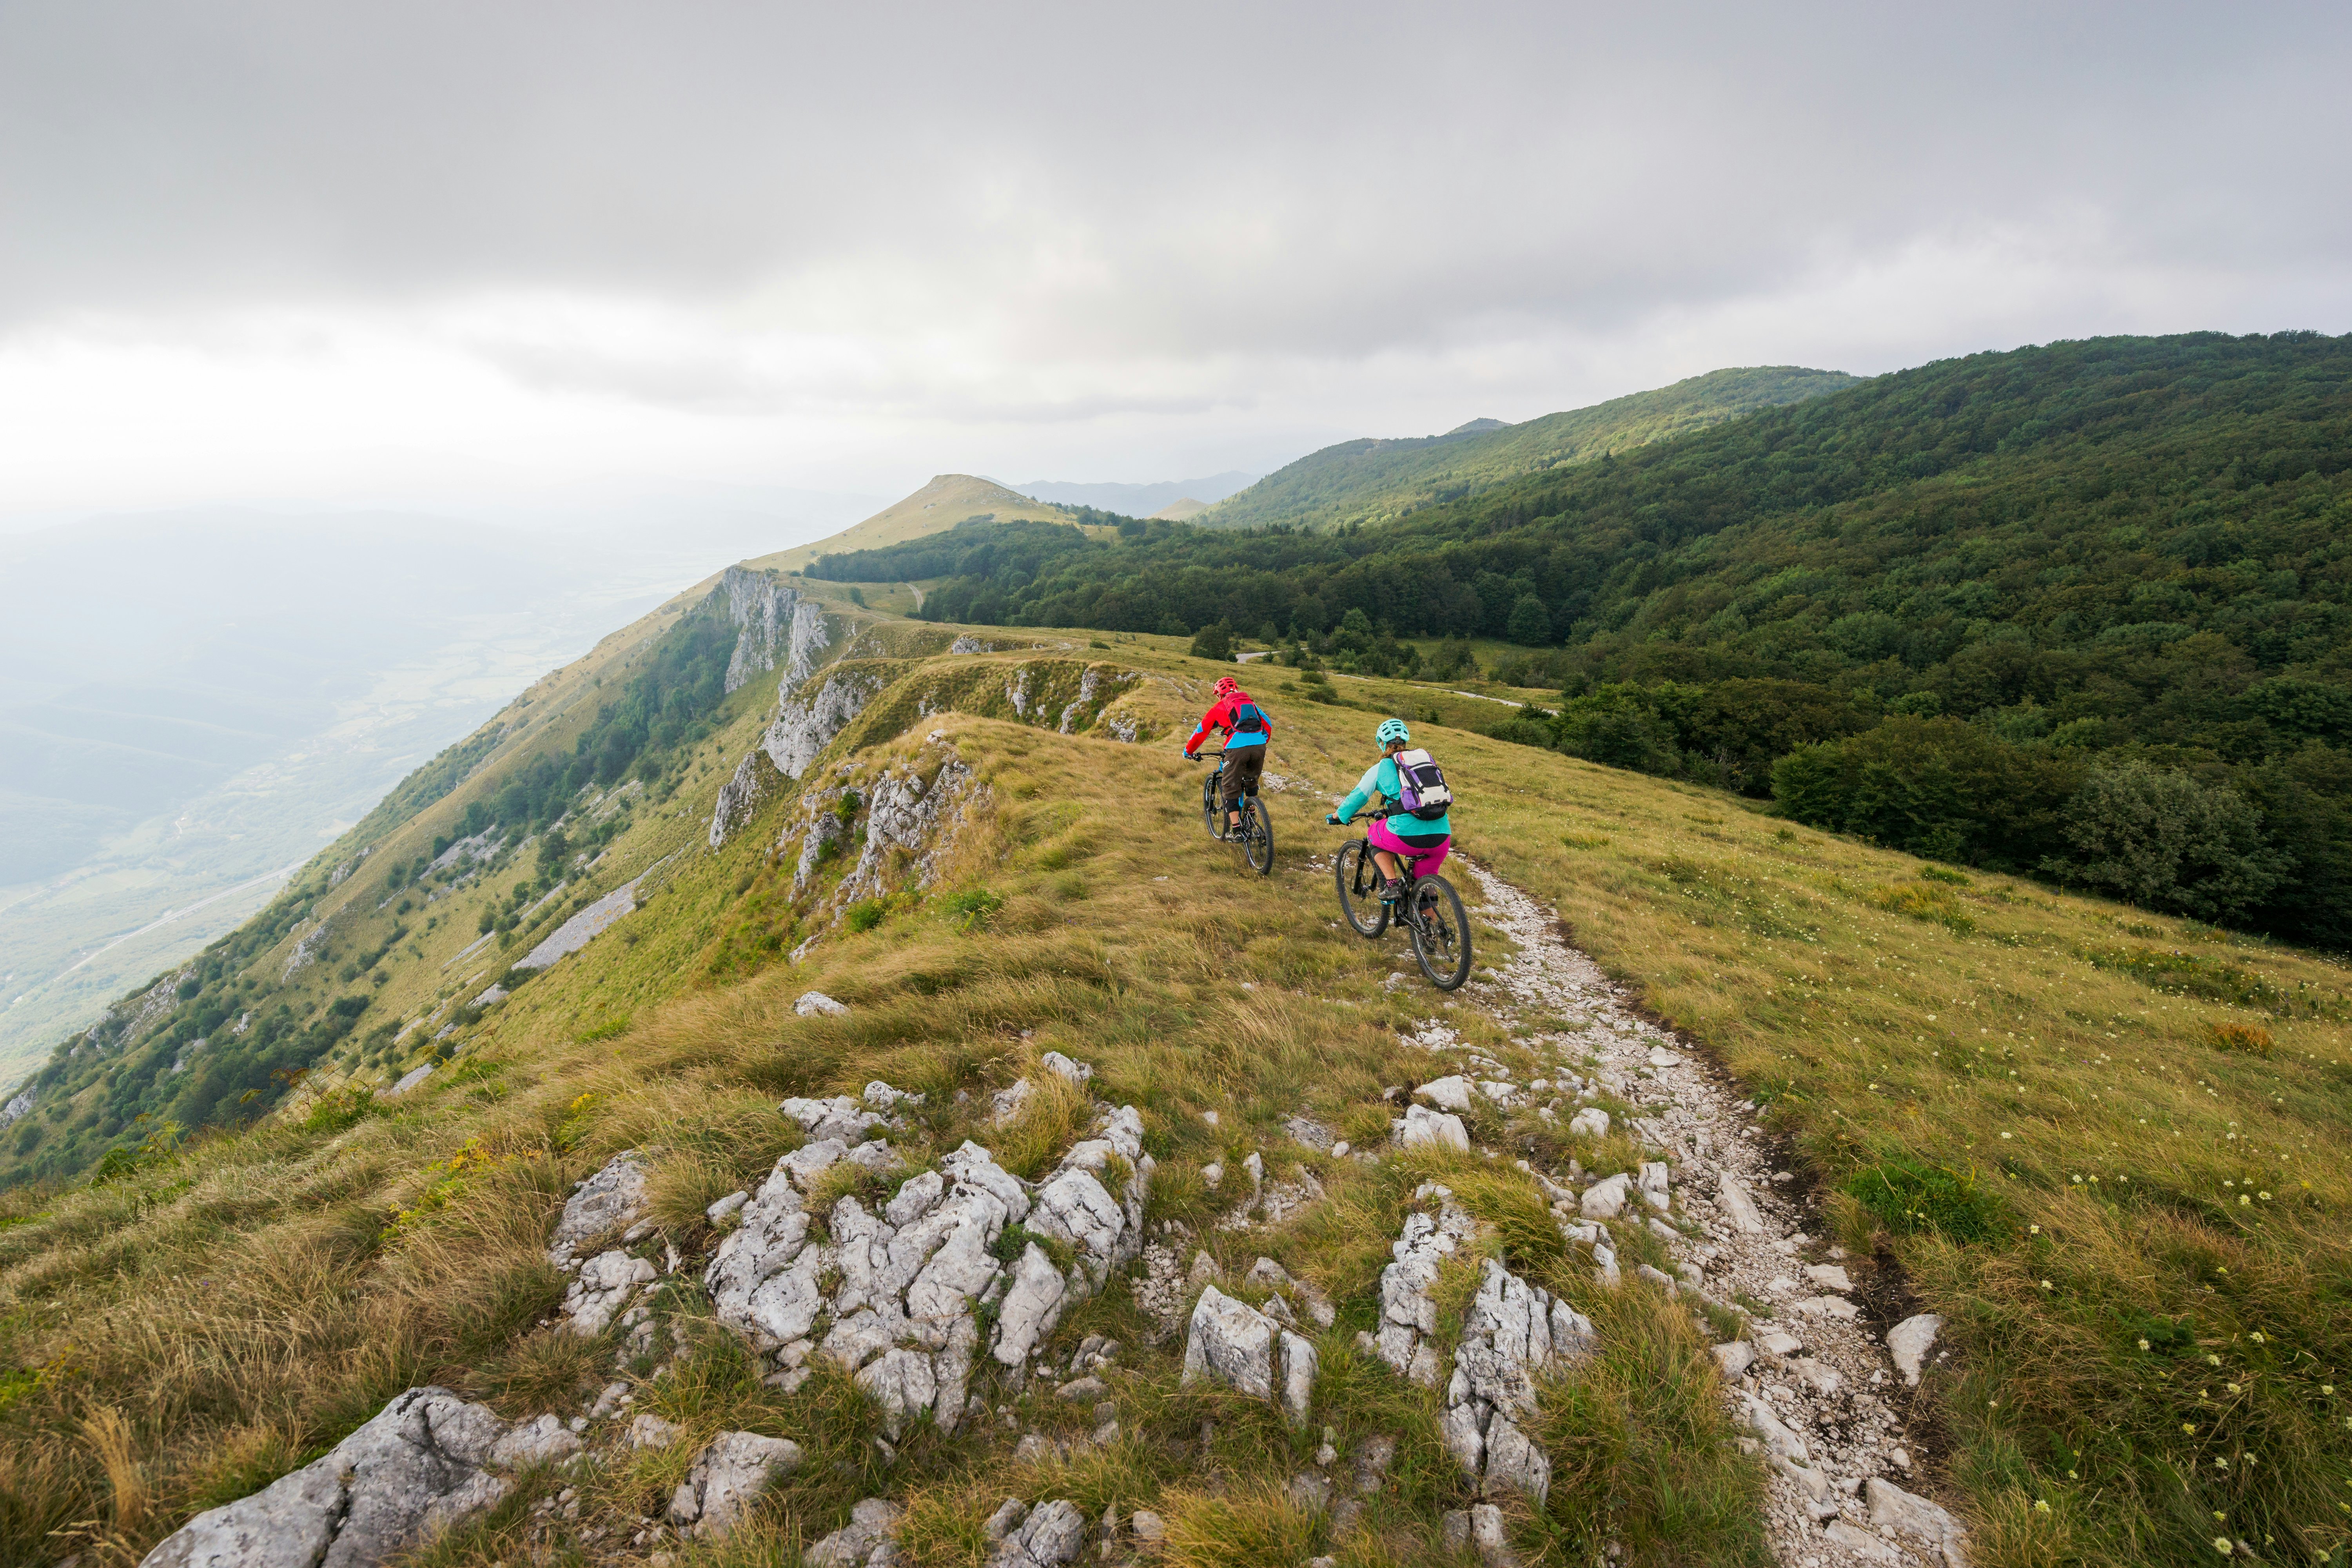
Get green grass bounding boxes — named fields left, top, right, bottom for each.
left=7, top=607, right=2348, bottom=1568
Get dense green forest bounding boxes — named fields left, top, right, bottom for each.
left=822, top=333, right=2352, bottom=945
left=0, top=591, right=751, bottom=1187
left=1196, top=364, right=1861, bottom=531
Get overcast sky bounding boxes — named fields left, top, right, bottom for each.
left=3, top=0, right=2347, bottom=527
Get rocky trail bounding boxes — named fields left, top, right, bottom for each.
left=1419, top=858, right=1969, bottom=1568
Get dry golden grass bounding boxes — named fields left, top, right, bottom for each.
left=23, top=619, right=2339, bottom=1568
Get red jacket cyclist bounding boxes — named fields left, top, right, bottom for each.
left=1184, top=675, right=1272, bottom=838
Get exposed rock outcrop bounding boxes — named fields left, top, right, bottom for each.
left=835, top=757, right=983, bottom=906
left=805, top=1497, right=905, bottom=1566
left=764, top=666, right=887, bottom=780
left=706, top=1089, right=1151, bottom=1420
left=511, top=869, right=660, bottom=973
left=709, top=750, right=784, bottom=849
left=1440, top=1257, right=1593, bottom=1506
left=705, top=1136, right=1011, bottom=1429
left=667, top=1430, right=803, bottom=1539
left=716, top=567, right=829, bottom=694
left=1375, top=1184, right=1481, bottom=1388
left=1181, top=1285, right=1318, bottom=1424
left=138, top=1388, right=519, bottom=1568
left=984, top=1499, right=1088, bottom=1566
left=549, top=1151, right=650, bottom=1267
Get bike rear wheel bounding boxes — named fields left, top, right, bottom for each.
left=1241, top=797, right=1274, bottom=876
left=1334, top=840, right=1388, bottom=936
left=1409, top=875, right=1473, bottom=990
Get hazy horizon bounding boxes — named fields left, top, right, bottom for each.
left=4, top=2, right=2346, bottom=526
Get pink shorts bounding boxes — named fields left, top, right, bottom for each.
left=1368, top=817, right=1450, bottom=876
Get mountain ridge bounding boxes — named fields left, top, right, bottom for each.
left=1194, top=365, right=1860, bottom=532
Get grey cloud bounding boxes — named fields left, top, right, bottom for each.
left=4, top=0, right=2347, bottom=363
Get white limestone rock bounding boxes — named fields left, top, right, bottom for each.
left=1886, top=1312, right=1943, bottom=1387
left=804, top=1497, right=905, bottom=1566
left=706, top=1138, right=1022, bottom=1428
left=1415, top=1075, right=1475, bottom=1112
left=709, top=750, right=783, bottom=849
left=795, top=991, right=851, bottom=1018
left=488, top=1414, right=581, bottom=1469
left=562, top=1249, right=656, bottom=1336
left=1040, top=1051, right=1094, bottom=1085
left=1579, top=1173, right=1632, bottom=1220
left=1437, top=1256, right=1593, bottom=1506
left=1716, top=1174, right=1765, bottom=1234
left=1397, top=1103, right=1470, bottom=1152
left=1865, top=1476, right=1968, bottom=1564
left=1375, top=1185, right=1479, bottom=1388
left=779, top=1094, right=887, bottom=1144
left=985, top=1499, right=1088, bottom=1567
left=1566, top=1107, right=1610, bottom=1140
left=666, top=1430, right=802, bottom=1539
left=1182, top=1286, right=1318, bottom=1424
left=138, top=1387, right=513, bottom=1568
left=763, top=666, right=881, bottom=780
left=548, top=1151, right=650, bottom=1268
left=1824, top=1520, right=1903, bottom=1563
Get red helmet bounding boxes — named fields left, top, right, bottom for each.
left=1214, top=675, right=1240, bottom=699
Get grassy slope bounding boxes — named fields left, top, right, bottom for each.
left=1198, top=367, right=1861, bottom=533
left=0, top=634, right=1765, bottom=1568
left=1, top=609, right=2345, bottom=1567
left=1269, top=663, right=2352, bottom=1566
left=751, top=477, right=1078, bottom=576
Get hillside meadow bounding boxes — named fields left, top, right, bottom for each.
left=0, top=616, right=2343, bottom=1567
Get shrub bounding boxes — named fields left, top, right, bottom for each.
left=1867, top=882, right=1975, bottom=934
left=1188, top=619, right=1236, bottom=662
left=2051, top=759, right=2290, bottom=923
left=299, top=1086, right=379, bottom=1136
left=2206, top=1021, right=2274, bottom=1057
left=941, top=888, right=1004, bottom=932
left=1842, top=1154, right=2011, bottom=1242
left=845, top=900, right=886, bottom=934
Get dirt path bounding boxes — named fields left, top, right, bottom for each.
left=1432, top=858, right=1967, bottom=1568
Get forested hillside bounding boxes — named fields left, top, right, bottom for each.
left=1195, top=365, right=1860, bottom=532
left=822, top=333, right=2352, bottom=945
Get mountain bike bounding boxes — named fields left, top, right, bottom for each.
left=1330, top=815, right=1472, bottom=990
left=1196, top=751, right=1274, bottom=876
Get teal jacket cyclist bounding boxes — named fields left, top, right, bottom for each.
left=1327, top=717, right=1452, bottom=900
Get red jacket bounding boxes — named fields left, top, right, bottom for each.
left=1185, top=692, right=1272, bottom=755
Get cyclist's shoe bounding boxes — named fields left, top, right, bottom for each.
left=1379, top=877, right=1405, bottom=902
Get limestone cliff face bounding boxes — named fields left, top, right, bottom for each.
left=716, top=567, right=831, bottom=695
left=708, top=750, right=784, bottom=849
left=762, top=667, right=886, bottom=781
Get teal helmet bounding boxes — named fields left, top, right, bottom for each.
left=1376, top=717, right=1411, bottom=746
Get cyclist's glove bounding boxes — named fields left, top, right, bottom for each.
left=1325, top=813, right=1342, bottom=825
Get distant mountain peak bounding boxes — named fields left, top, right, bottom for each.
left=1445, top=417, right=1511, bottom=436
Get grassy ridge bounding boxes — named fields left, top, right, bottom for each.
left=1198, top=366, right=1860, bottom=532
left=2, top=612, right=2345, bottom=1568
left=0, top=670, right=1766, bottom=1568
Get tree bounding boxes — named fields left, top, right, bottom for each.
left=2052, top=760, right=2290, bottom=922
left=1189, top=619, right=1236, bottom=661
left=1506, top=594, right=1552, bottom=646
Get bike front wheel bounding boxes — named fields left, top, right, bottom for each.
left=1334, top=840, right=1388, bottom=936
left=1201, top=772, right=1223, bottom=838
left=1409, top=875, right=1473, bottom=991
left=1242, top=798, right=1274, bottom=876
